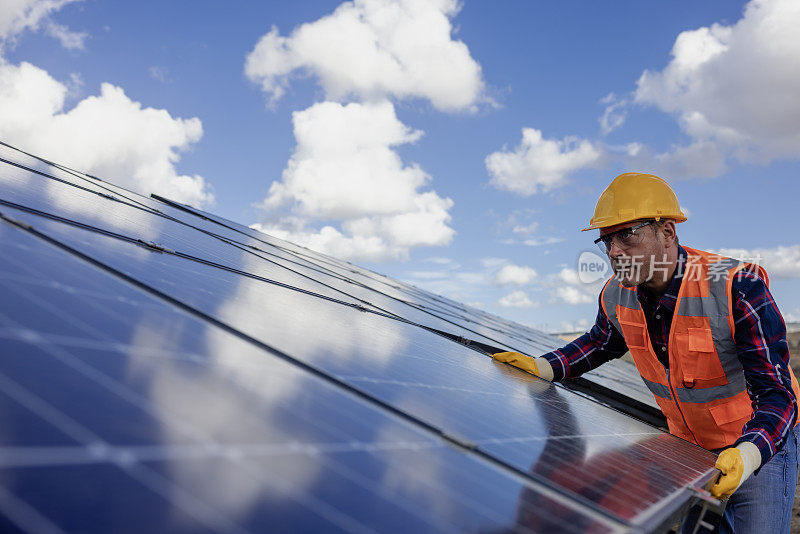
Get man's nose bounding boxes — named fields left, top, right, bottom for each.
left=607, top=238, right=624, bottom=258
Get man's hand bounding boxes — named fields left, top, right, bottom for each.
left=491, top=352, right=554, bottom=380
left=710, top=442, right=760, bottom=499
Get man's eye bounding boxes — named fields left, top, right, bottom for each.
left=619, top=231, right=634, bottom=240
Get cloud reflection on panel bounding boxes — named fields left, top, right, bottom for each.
left=208, top=251, right=409, bottom=372
left=0, top=146, right=166, bottom=247
left=372, top=422, right=487, bottom=521
left=124, top=315, right=321, bottom=518
left=199, top=247, right=554, bottom=445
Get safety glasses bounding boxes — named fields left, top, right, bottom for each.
left=594, top=220, right=654, bottom=254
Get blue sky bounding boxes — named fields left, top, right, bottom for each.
left=2, top=0, right=799, bottom=333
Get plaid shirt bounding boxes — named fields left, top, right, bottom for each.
left=544, top=246, right=798, bottom=465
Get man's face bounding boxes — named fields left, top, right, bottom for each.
left=599, top=220, right=666, bottom=287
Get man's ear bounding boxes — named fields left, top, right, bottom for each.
left=659, top=220, right=677, bottom=247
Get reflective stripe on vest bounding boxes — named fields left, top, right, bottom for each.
left=601, top=246, right=800, bottom=450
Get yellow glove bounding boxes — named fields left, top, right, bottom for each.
left=710, top=442, right=760, bottom=499
left=490, top=352, right=554, bottom=380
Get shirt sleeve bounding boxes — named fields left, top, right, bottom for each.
left=731, top=270, right=798, bottom=467
left=541, top=291, right=629, bottom=380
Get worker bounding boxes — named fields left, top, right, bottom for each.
left=491, top=173, right=799, bottom=533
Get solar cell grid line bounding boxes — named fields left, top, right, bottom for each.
left=0, top=360, right=250, bottom=533
left=0, top=202, right=719, bottom=529
left=0, top=215, right=622, bottom=534
left=0, top=153, right=660, bottom=417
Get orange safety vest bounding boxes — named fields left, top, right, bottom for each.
left=601, top=246, right=800, bottom=450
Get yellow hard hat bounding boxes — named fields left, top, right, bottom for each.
left=582, top=172, right=687, bottom=231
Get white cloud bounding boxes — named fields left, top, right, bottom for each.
left=554, top=286, right=593, bottom=305
left=263, top=100, right=424, bottom=218
left=599, top=92, right=629, bottom=135
left=500, top=236, right=566, bottom=247
left=402, top=266, right=488, bottom=304
left=714, top=245, right=800, bottom=279
left=254, top=100, right=453, bottom=262
left=244, top=0, right=486, bottom=112
left=557, top=268, right=582, bottom=286
left=542, top=267, right=603, bottom=306
left=493, top=264, right=538, bottom=285
left=485, top=128, right=602, bottom=195
left=0, top=0, right=81, bottom=50
left=44, top=20, right=85, bottom=49
left=556, top=318, right=591, bottom=333
left=148, top=65, right=169, bottom=83
left=480, top=257, right=507, bottom=269
left=498, top=290, right=538, bottom=308
left=783, top=308, right=800, bottom=324
left=0, top=61, right=214, bottom=207
left=635, top=0, right=800, bottom=164
left=404, top=269, right=448, bottom=280
left=521, top=236, right=566, bottom=247
left=625, top=139, right=727, bottom=180
left=512, top=222, right=539, bottom=236
left=425, top=256, right=456, bottom=266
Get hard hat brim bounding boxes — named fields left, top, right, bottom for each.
left=581, top=214, right=687, bottom=232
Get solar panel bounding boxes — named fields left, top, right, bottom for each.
left=0, top=221, right=623, bottom=533
left=0, top=143, right=719, bottom=532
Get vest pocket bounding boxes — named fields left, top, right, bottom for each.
left=617, top=319, right=648, bottom=350
left=688, top=328, right=715, bottom=352
left=709, top=400, right=751, bottom=444
left=617, top=317, right=667, bottom=382
left=675, top=328, right=727, bottom=388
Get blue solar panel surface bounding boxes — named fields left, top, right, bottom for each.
left=0, top=218, right=624, bottom=534
left=0, top=144, right=718, bottom=532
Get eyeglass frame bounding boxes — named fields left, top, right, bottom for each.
left=593, top=220, right=656, bottom=253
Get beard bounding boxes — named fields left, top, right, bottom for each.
left=611, top=255, right=648, bottom=287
